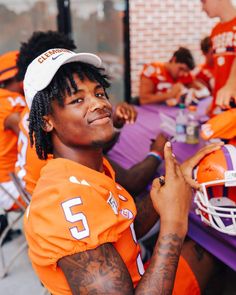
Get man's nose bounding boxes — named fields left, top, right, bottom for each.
left=89, top=95, right=107, bottom=111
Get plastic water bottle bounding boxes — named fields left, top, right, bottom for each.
left=175, top=103, right=187, bottom=142
left=186, top=105, right=199, bottom=144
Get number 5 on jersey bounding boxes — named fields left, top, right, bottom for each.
left=61, top=197, right=90, bottom=240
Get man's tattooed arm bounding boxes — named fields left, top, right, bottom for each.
left=58, top=243, right=134, bottom=295
left=135, top=229, right=185, bottom=295
left=59, top=229, right=185, bottom=295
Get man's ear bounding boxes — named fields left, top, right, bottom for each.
left=42, top=115, right=54, bottom=132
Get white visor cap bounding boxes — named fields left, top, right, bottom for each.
left=23, top=48, right=102, bottom=110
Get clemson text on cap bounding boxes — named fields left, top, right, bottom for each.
left=37, top=48, right=72, bottom=64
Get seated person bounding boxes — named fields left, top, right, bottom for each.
left=0, top=51, right=26, bottom=211
left=201, top=0, right=236, bottom=112
left=16, top=31, right=166, bottom=196
left=139, top=47, right=195, bottom=106
left=192, top=36, right=214, bottom=94
left=23, top=48, right=223, bottom=295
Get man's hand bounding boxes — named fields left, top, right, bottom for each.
left=150, top=142, right=191, bottom=233
left=113, top=102, right=137, bottom=129
left=180, top=142, right=224, bottom=189
left=150, top=133, right=168, bottom=158
left=216, top=83, right=236, bottom=109
left=168, top=83, right=184, bottom=99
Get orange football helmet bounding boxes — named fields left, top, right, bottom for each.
left=194, top=144, right=236, bottom=235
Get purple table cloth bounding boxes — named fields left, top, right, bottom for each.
left=188, top=210, right=236, bottom=271
left=108, top=98, right=210, bottom=169
left=108, top=98, right=236, bottom=270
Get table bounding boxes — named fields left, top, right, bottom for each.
left=188, top=210, right=236, bottom=271
left=108, top=98, right=236, bottom=271
left=108, top=99, right=210, bottom=170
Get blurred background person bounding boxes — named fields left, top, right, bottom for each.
left=193, top=36, right=214, bottom=94
left=139, top=47, right=195, bottom=106
left=0, top=50, right=25, bottom=211
left=201, top=0, right=236, bottom=113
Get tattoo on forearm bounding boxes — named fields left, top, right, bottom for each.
left=136, top=233, right=183, bottom=295
left=59, top=233, right=183, bottom=295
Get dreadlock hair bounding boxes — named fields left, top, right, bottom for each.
left=16, top=30, right=76, bottom=81
left=172, top=47, right=195, bottom=70
left=29, top=62, right=110, bottom=160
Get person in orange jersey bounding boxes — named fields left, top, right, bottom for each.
left=139, top=47, right=195, bottom=106
left=0, top=51, right=25, bottom=210
left=201, top=0, right=236, bottom=113
left=193, top=36, right=215, bottom=93
left=15, top=31, right=164, bottom=196
left=23, top=48, right=222, bottom=295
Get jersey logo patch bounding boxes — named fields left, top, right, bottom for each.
left=107, top=192, right=118, bottom=215
left=120, top=209, right=134, bottom=219
left=201, top=123, right=214, bottom=138
left=69, top=176, right=90, bottom=186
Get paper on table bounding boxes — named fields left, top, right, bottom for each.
left=159, top=112, right=176, bottom=137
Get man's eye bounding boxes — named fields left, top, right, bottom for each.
left=69, top=98, right=83, bottom=104
left=96, top=92, right=106, bottom=98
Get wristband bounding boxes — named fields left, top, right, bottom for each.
left=113, top=127, right=122, bottom=133
left=147, top=151, right=163, bottom=161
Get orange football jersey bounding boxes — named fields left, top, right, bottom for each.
left=141, top=62, right=193, bottom=93
left=15, top=108, right=47, bottom=195
left=193, top=63, right=214, bottom=92
left=24, top=158, right=144, bottom=295
left=0, top=88, right=25, bottom=182
left=210, top=17, right=236, bottom=112
left=201, top=108, right=236, bottom=142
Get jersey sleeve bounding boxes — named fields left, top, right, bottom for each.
left=0, top=95, right=25, bottom=131
left=141, top=63, right=156, bottom=78
left=201, top=109, right=236, bottom=140
left=179, top=72, right=194, bottom=85
left=140, top=63, right=162, bottom=88
left=25, top=179, right=127, bottom=269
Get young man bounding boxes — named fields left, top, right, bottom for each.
left=15, top=31, right=166, bottom=196
left=0, top=50, right=26, bottom=210
left=139, top=47, right=195, bottom=105
left=201, top=0, right=236, bottom=112
left=23, top=49, right=222, bottom=294
left=193, top=36, right=214, bottom=93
